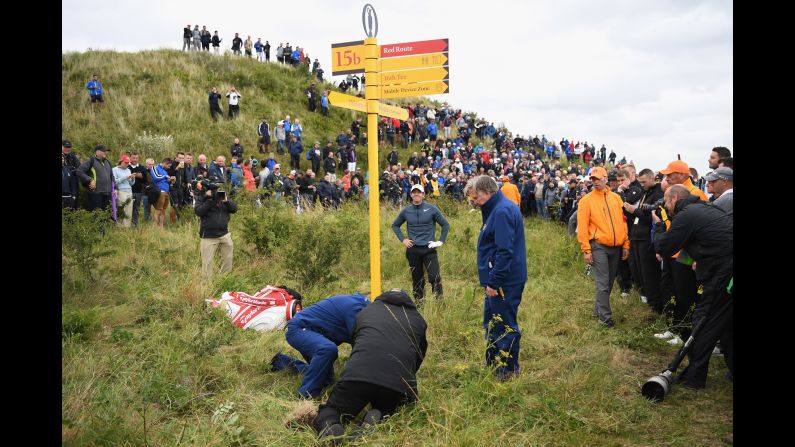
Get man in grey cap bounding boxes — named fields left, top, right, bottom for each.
left=76, top=144, right=114, bottom=212
left=706, top=167, right=733, bottom=216
left=391, top=184, right=450, bottom=303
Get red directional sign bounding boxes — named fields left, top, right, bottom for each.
left=380, top=38, right=449, bottom=58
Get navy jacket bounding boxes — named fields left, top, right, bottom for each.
left=288, top=139, right=304, bottom=156
left=477, top=190, right=527, bottom=288
left=290, top=293, right=370, bottom=345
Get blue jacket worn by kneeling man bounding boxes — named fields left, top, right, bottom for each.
left=290, top=293, right=370, bottom=345
left=477, top=190, right=527, bottom=289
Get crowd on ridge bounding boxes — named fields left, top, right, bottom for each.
left=63, top=41, right=734, bottom=442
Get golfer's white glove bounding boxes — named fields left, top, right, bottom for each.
left=428, top=241, right=443, bottom=249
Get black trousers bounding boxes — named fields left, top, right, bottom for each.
left=678, top=261, right=733, bottom=388
left=311, top=160, right=321, bottom=174
left=669, top=259, right=697, bottom=340
left=313, top=380, right=410, bottom=432
left=628, top=241, right=643, bottom=292
left=86, top=191, right=111, bottom=212
left=228, top=104, right=239, bottom=119
left=633, top=239, right=663, bottom=312
left=62, top=196, right=77, bottom=209
left=290, top=153, right=300, bottom=170
left=616, top=258, right=633, bottom=292
left=210, top=104, right=223, bottom=120
left=406, top=245, right=442, bottom=301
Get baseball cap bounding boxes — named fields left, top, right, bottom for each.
left=94, top=144, right=109, bottom=152
left=589, top=166, right=608, bottom=179
left=410, top=184, right=424, bottom=193
left=273, top=164, right=281, bottom=169
left=289, top=170, right=296, bottom=176
left=119, top=155, right=131, bottom=163
left=62, top=139, right=72, bottom=148
left=660, top=160, right=690, bottom=175
left=705, top=166, right=733, bottom=182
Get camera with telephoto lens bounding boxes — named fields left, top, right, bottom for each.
left=191, top=175, right=224, bottom=198
left=638, top=197, right=665, bottom=213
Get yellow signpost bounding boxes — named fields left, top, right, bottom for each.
left=380, top=66, right=449, bottom=86
left=364, top=35, right=381, bottom=299
left=330, top=40, right=365, bottom=75
left=328, top=4, right=449, bottom=299
left=381, top=81, right=450, bottom=99
left=380, top=52, right=449, bottom=72
left=328, top=91, right=408, bottom=120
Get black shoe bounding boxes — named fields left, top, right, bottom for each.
left=318, top=423, right=344, bottom=445
left=270, top=352, right=283, bottom=372
left=361, top=408, right=382, bottom=428
left=598, top=319, right=615, bottom=328
left=495, top=369, right=520, bottom=381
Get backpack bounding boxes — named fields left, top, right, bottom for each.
left=306, top=149, right=312, bottom=161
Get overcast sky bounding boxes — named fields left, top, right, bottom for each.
left=63, top=0, right=732, bottom=176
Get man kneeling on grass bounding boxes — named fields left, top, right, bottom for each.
left=313, top=289, right=428, bottom=443
left=271, top=293, right=370, bottom=398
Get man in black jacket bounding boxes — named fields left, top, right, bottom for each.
left=316, top=174, right=339, bottom=208
left=182, top=24, right=192, bottom=51
left=623, top=169, right=664, bottom=312
left=615, top=168, right=644, bottom=295
left=652, top=185, right=732, bottom=390
left=76, top=144, right=114, bottom=212
left=230, top=137, right=244, bottom=160
left=387, top=149, right=399, bottom=168
left=309, top=141, right=323, bottom=174
left=313, top=289, right=428, bottom=441
left=195, top=183, right=238, bottom=278
left=231, top=33, right=243, bottom=56
left=208, top=87, right=224, bottom=121
left=62, top=153, right=79, bottom=209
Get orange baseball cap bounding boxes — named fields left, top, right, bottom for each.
left=589, top=166, right=608, bottom=179
left=660, top=160, right=690, bottom=175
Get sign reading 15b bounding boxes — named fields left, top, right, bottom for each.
left=331, top=40, right=365, bottom=75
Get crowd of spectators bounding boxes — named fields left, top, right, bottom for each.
left=64, top=43, right=734, bottom=404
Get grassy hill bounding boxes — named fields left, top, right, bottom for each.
left=62, top=50, right=458, bottom=168
left=62, top=51, right=732, bottom=446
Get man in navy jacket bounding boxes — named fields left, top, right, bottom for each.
left=465, top=175, right=527, bottom=380
left=271, top=293, right=370, bottom=398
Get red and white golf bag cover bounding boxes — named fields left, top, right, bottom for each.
left=206, top=285, right=302, bottom=331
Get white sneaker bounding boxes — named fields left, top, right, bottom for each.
left=640, top=296, right=648, bottom=304
left=621, top=292, right=629, bottom=298
left=654, top=331, right=675, bottom=339
left=712, top=346, right=723, bottom=356
left=667, top=337, right=683, bottom=346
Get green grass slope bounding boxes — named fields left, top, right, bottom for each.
left=62, top=51, right=732, bottom=446
left=62, top=50, right=452, bottom=168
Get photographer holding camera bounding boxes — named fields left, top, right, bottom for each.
left=194, top=177, right=238, bottom=278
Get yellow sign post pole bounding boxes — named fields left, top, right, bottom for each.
left=364, top=36, right=381, bottom=300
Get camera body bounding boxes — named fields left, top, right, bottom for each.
left=191, top=175, right=225, bottom=199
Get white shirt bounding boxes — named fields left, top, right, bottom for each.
left=227, top=92, right=241, bottom=106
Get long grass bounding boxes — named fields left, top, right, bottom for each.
left=62, top=51, right=731, bottom=446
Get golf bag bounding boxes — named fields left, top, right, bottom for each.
left=206, top=285, right=302, bottom=332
